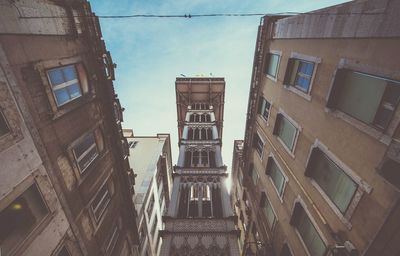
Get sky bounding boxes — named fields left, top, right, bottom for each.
left=89, top=0, right=350, bottom=186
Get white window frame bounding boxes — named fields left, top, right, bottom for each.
left=46, top=64, right=82, bottom=107
left=254, top=131, right=265, bottom=160
left=266, top=153, right=288, bottom=202
left=275, top=109, right=301, bottom=158
left=260, top=191, right=278, bottom=232
left=291, top=196, right=328, bottom=256
left=305, top=139, right=372, bottom=229
left=72, top=131, right=99, bottom=174
left=284, top=52, right=321, bottom=101
left=265, top=50, right=282, bottom=82
left=325, top=58, right=400, bottom=145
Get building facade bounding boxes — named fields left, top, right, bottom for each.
left=241, top=0, right=400, bottom=255
left=0, top=1, right=139, bottom=255
left=124, top=131, right=173, bottom=256
left=160, top=77, right=240, bottom=256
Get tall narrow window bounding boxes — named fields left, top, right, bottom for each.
left=328, top=70, right=400, bottom=130
left=205, top=114, right=211, bottom=122
left=202, top=185, right=212, bottom=217
left=257, top=97, right=271, bottom=121
left=189, top=185, right=199, bottom=217
left=260, top=192, right=276, bottom=229
left=209, top=151, right=216, bottom=168
left=201, top=151, right=209, bottom=166
left=91, top=183, right=111, bottom=223
left=73, top=132, right=98, bottom=173
left=0, top=110, right=10, bottom=137
left=187, top=128, right=193, bottom=140
left=47, top=64, right=83, bottom=106
left=192, top=151, right=200, bottom=166
left=291, top=203, right=326, bottom=256
left=105, top=226, right=119, bottom=255
left=194, top=128, right=200, bottom=140
left=266, top=53, right=280, bottom=78
left=207, top=128, right=213, bottom=140
left=284, top=59, right=315, bottom=93
left=266, top=157, right=286, bottom=197
left=0, top=184, right=49, bottom=255
left=184, top=151, right=192, bottom=167
left=201, top=129, right=207, bottom=140
left=190, top=114, right=195, bottom=122
left=274, top=114, right=298, bottom=152
left=306, top=148, right=357, bottom=213
left=253, top=133, right=264, bottom=157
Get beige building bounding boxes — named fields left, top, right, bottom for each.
left=124, top=131, right=173, bottom=256
left=0, top=1, right=139, bottom=255
left=240, top=0, right=400, bottom=255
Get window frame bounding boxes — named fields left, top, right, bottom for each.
left=305, top=140, right=372, bottom=228
left=325, top=59, right=400, bottom=143
left=273, top=110, right=301, bottom=157
left=260, top=191, right=277, bottom=231
left=290, top=198, right=328, bottom=256
left=257, top=96, right=272, bottom=124
left=0, top=109, right=10, bottom=138
left=253, top=132, right=265, bottom=159
left=90, top=181, right=112, bottom=224
left=72, top=131, right=99, bottom=174
left=265, top=154, right=288, bottom=201
left=46, top=64, right=83, bottom=107
left=283, top=52, right=321, bottom=101
left=104, top=225, right=119, bottom=255
left=265, top=50, right=282, bottom=81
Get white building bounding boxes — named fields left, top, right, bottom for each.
left=124, top=132, right=173, bottom=256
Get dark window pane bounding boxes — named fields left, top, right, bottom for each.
left=0, top=185, right=48, bottom=255
left=0, top=111, right=10, bottom=137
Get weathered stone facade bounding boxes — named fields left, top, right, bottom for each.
left=0, top=1, right=139, bottom=255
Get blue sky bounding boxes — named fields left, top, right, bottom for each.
left=89, top=0, right=350, bottom=180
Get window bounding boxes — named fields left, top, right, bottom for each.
left=291, top=203, right=326, bottom=256
left=0, top=184, right=49, bottom=255
left=73, top=132, right=98, bottom=173
left=147, top=194, right=155, bottom=217
left=56, top=246, right=71, bottom=256
left=105, top=226, right=119, bottom=255
left=284, top=58, right=315, bottom=93
left=189, top=185, right=199, bottom=217
left=257, top=97, right=271, bottom=121
left=266, top=157, right=286, bottom=197
left=260, top=192, right=276, bottom=229
left=274, top=114, right=298, bottom=152
left=328, top=70, right=400, bottom=130
left=91, top=183, right=111, bottom=223
left=250, top=164, right=259, bottom=185
left=253, top=133, right=264, bottom=157
left=266, top=53, right=280, bottom=78
left=0, top=110, right=10, bottom=137
left=306, top=148, right=357, bottom=213
left=47, top=64, right=83, bottom=106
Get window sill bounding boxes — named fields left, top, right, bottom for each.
left=325, top=108, right=391, bottom=146
left=284, top=85, right=312, bottom=101
left=266, top=74, right=278, bottom=82
left=52, top=94, right=96, bottom=121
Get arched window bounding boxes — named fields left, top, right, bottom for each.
left=192, top=151, right=200, bottom=166
left=189, top=185, right=199, bottom=217
left=209, top=151, right=216, bottom=168
left=200, top=114, right=206, bottom=122
left=187, top=128, right=193, bottom=140
left=207, top=128, right=212, bottom=140
left=195, top=115, right=200, bottom=122
left=201, top=151, right=209, bottom=166
left=201, top=129, right=207, bottom=140
left=193, top=128, right=199, bottom=140
left=205, top=114, right=211, bottom=122
left=190, top=114, right=195, bottom=122
left=202, top=185, right=212, bottom=217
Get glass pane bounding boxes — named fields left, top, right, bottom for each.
left=270, top=161, right=285, bottom=195
left=92, top=185, right=110, bottom=221
left=336, top=71, right=386, bottom=124
left=54, top=88, right=70, bottom=105
left=78, top=146, right=98, bottom=171
left=311, top=149, right=357, bottom=213
left=48, top=68, right=64, bottom=86
left=62, top=65, right=77, bottom=81
left=0, top=185, right=48, bottom=255
left=278, top=116, right=297, bottom=150
left=74, top=133, right=96, bottom=158
left=263, top=199, right=275, bottom=228
left=67, top=83, right=82, bottom=99
left=267, top=54, right=280, bottom=77
left=296, top=208, right=326, bottom=256
left=0, top=112, right=10, bottom=136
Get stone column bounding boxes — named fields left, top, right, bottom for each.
left=167, top=177, right=181, bottom=217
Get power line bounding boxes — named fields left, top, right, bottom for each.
left=18, top=11, right=386, bottom=19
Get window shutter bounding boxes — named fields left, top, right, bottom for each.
left=283, top=58, right=295, bottom=85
